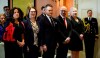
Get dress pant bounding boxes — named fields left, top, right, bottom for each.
left=56, top=43, right=68, bottom=58
left=84, top=34, right=95, bottom=58
left=43, top=45, right=56, bottom=58
left=23, top=44, right=39, bottom=58
left=4, top=42, right=23, bottom=58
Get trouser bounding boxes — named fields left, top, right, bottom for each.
left=56, top=43, right=68, bottom=58
left=84, top=34, right=95, bottom=58
left=4, top=42, right=23, bottom=58
left=23, top=44, right=39, bottom=58
left=43, top=45, right=56, bottom=58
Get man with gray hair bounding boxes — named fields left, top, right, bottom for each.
left=39, top=4, right=58, bottom=58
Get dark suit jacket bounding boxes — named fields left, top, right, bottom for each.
left=83, top=17, right=98, bottom=36
left=70, top=16, right=84, bottom=38
left=37, top=14, right=46, bottom=23
left=56, top=15, right=72, bottom=43
left=39, top=15, right=58, bottom=46
left=23, top=18, right=40, bottom=46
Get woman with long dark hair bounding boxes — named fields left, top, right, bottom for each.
left=3, top=7, right=25, bottom=58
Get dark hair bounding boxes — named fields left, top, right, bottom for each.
left=9, top=7, right=24, bottom=22
left=87, top=9, right=92, bottom=13
left=45, top=4, right=53, bottom=8
left=3, top=6, right=10, bottom=10
left=41, top=6, right=45, bottom=10
left=28, top=6, right=37, bottom=19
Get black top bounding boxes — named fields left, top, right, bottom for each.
left=69, top=16, right=84, bottom=51
left=13, top=22, right=24, bottom=42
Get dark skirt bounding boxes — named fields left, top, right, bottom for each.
left=68, top=31, right=83, bottom=51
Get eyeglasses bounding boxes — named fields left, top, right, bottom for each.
left=30, top=11, right=36, bottom=13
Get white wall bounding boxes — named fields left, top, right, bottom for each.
left=78, top=0, right=100, bottom=58
left=78, top=0, right=98, bottom=18
left=0, top=0, right=8, bottom=13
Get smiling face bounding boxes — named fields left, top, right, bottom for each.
left=29, top=8, right=36, bottom=19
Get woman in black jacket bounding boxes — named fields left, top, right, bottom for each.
left=23, top=6, right=40, bottom=58
left=69, top=7, right=84, bottom=58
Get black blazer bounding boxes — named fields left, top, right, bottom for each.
left=70, top=16, right=84, bottom=38
left=56, top=15, right=72, bottom=43
left=83, top=17, right=98, bottom=35
left=39, top=15, right=58, bottom=46
left=37, top=14, right=46, bottom=23
left=23, top=18, right=40, bottom=46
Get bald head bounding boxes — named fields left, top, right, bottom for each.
left=60, top=6, right=67, bottom=11
left=60, top=6, right=67, bottom=17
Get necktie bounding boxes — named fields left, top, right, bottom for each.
left=50, top=17, right=54, bottom=26
left=63, top=18, right=67, bottom=28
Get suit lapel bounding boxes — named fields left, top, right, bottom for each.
left=58, top=16, right=68, bottom=29
left=45, top=16, right=53, bottom=27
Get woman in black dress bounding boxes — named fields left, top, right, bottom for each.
left=69, top=7, right=84, bottom=58
left=3, top=7, right=25, bottom=58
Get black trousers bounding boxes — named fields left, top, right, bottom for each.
left=4, top=42, right=23, bottom=58
left=43, top=45, right=56, bottom=58
left=84, top=34, right=95, bottom=58
left=23, top=44, right=39, bottom=58
left=56, top=43, right=68, bottom=58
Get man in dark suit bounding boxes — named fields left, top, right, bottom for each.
left=37, top=6, right=46, bottom=22
left=83, top=10, right=98, bottom=58
left=56, top=6, right=72, bottom=58
left=37, top=5, right=46, bottom=57
left=39, top=4, right=58, bottom=58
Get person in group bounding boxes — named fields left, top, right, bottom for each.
left=3, top=6, right=10, bottom=19
left=39, top=4, right=58, bottom=58
left=83, top=10, right=98, bottom=58
left=3, top=7, right=25, bottom=58
left=24, top=6, right=30, bottom=20
left=37, top=5, right=46, bottom=22
left=56, top=6, right=72, bottom=58
left=0, top=14, right=6, bottom=42
left=37, top=5, right=46, bottom=57
left=69, top=7, right=84, bottom=58
left=23, top=6, right=40, bottom=58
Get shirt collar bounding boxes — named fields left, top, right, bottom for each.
left=60, top=14, right=66, bottom=19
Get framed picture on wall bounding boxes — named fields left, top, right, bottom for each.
left=12, top=0, right=35, bottom=16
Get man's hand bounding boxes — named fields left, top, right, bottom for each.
left=43, top=45, right=47, bottom=52
left=63, top=37, right=70, bottom=44
left=40, top=46, right=43, bottom=52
